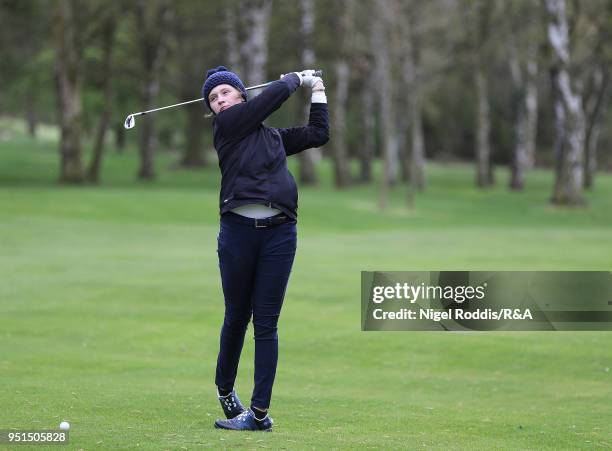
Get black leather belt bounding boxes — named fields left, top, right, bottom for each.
left=222, top=212, right=294, bottom=228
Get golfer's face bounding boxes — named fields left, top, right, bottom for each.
left=209, top=84, right=244, bottom=115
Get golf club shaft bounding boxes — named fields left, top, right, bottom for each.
left=131, top=70, right=322, bottom=118
left=133, top=84, right=267, bottom=118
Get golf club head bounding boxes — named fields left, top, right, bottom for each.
left=124, top=114, right=135, bottom=129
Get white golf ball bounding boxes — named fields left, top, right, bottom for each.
left=59, top=421, right=70, bottom=430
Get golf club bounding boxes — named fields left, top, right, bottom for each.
left=124, top=70, right=323, bottom=130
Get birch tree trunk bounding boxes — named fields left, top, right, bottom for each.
left=546, top=0, right=586, bottom=205
left=54, top=0, right=84, bottom=183
left=240, top=0, right=272, bottom=87
left=508, top=36, right=528, bottom=190
left=225, top=6, right=243, bottom=76
left=297, top=0, right=319, bottom=185
left=372, top=0, right=397, bottom=209
left=524, top=45, right=539, bottom=170
left=87, top=16, right=116, bottom=183
left=506, top=2, right=539, bottom=189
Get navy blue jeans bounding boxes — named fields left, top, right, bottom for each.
left=215, top=213, right=297, bottom=409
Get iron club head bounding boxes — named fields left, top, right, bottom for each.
left=124, top=114, right=135, bottom=129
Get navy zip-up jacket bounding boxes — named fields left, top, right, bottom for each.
left=212, top=73, right=329, bottom=219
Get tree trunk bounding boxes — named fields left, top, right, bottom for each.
left=224, top=6, right=243, bottom=76
left=115, top=123, right=125, bottom=152
left=240, top=0, right=272, bottom=87
left=506, top=1, right=540, bottom=173
left=551, top=77, right=566, bottom=185
left=395, top=7, right=410, bottom=185
left=25, top=92, right=37, bottom=138
left=410, top=88, right=426, bottom=191
left=509, top=99, right=528, bottom=190
left=546, top=0, right=586, bottom=205
left=508, top=37, right=527, bottom=190
left=359, top=83, right=375, bottom=183
left=548, top=2, right=585, bottom=204
left=54, top=0, right=84, bottom=184
left=135, top=0, right=171, bottom=181
left=583, top=67, right=609, bottom=189
left=473, top=0, right=493, bottom=188
left=475, top=65, right=492, bottom=187
left=406, top=3, right=425, bottom=192
left=138, top=88, right=158, bottom=180
left=332, top=60, right=351, bottom=188
left=297, top=0, right=319, bottom=186
left=329, top=0, right=354, bottom=188
left=585, top=121, right=601, bottom=189
left=181, top=103, right=206, bottom=167
left=87, top=17, right=116, bottom=183
left=524, top=46, right=539, bottom=170
left=372, top=0, right=396, bottom=210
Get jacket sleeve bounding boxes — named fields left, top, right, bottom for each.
left=277, top=103, right=329, bottom=157
left=214, top=73, right=301, bottom=139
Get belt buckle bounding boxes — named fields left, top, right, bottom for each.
left=255, top=218, right=268, bottom=228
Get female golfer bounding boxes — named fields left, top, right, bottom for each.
left=202, top=66, right=329, bottom=431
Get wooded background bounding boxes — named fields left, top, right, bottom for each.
left=1, top=0, right=610, bottom=207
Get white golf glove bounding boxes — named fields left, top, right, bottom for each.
left=311, top=77, right=326, bottom=103
left=302, top=74, right=322, bottom=88
left=281, top=71, right=326, bottom=103
left=284, top=70, right=320, bottom=85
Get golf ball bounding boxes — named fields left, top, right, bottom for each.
left=59, top=421, right=70, bottom=430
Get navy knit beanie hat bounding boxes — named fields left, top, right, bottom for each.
left=202, top=66, right=247, bottom=111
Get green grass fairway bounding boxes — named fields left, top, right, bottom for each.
left=1, top=127, right=611, bottom=449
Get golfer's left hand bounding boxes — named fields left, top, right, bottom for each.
left=302, top=75, right=323, bottom=89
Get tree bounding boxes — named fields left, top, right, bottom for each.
left=352, top=2, right=377, bottom=184
left=87, top=10, right=118, bottom=183
left=579, top=1, right=612, bottom=189
left=172, top=1, right=224, bottom=169
left=297, top=0, right=320, bottom=185
left=0, top=1, right=51, bottom=137
left=54, top=0, right=85, bottom=183
left=583, top=65, right=609, bottom=189
left=472, top=0, right=494, bottom=188
left=545, top=0, right=586, bottom=205
left=505, top=0, right=540, bottom=190
left=240, top=0, right=273, bottom=86
left=358, top=77, right=376, bottom=184
left=134, top=0, right=173, bottom=181
left=330, top=0, right=354, bottom=188
left=398, top=1, right=426, bottom=192
left=372, top=0, right=397, bottom=209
